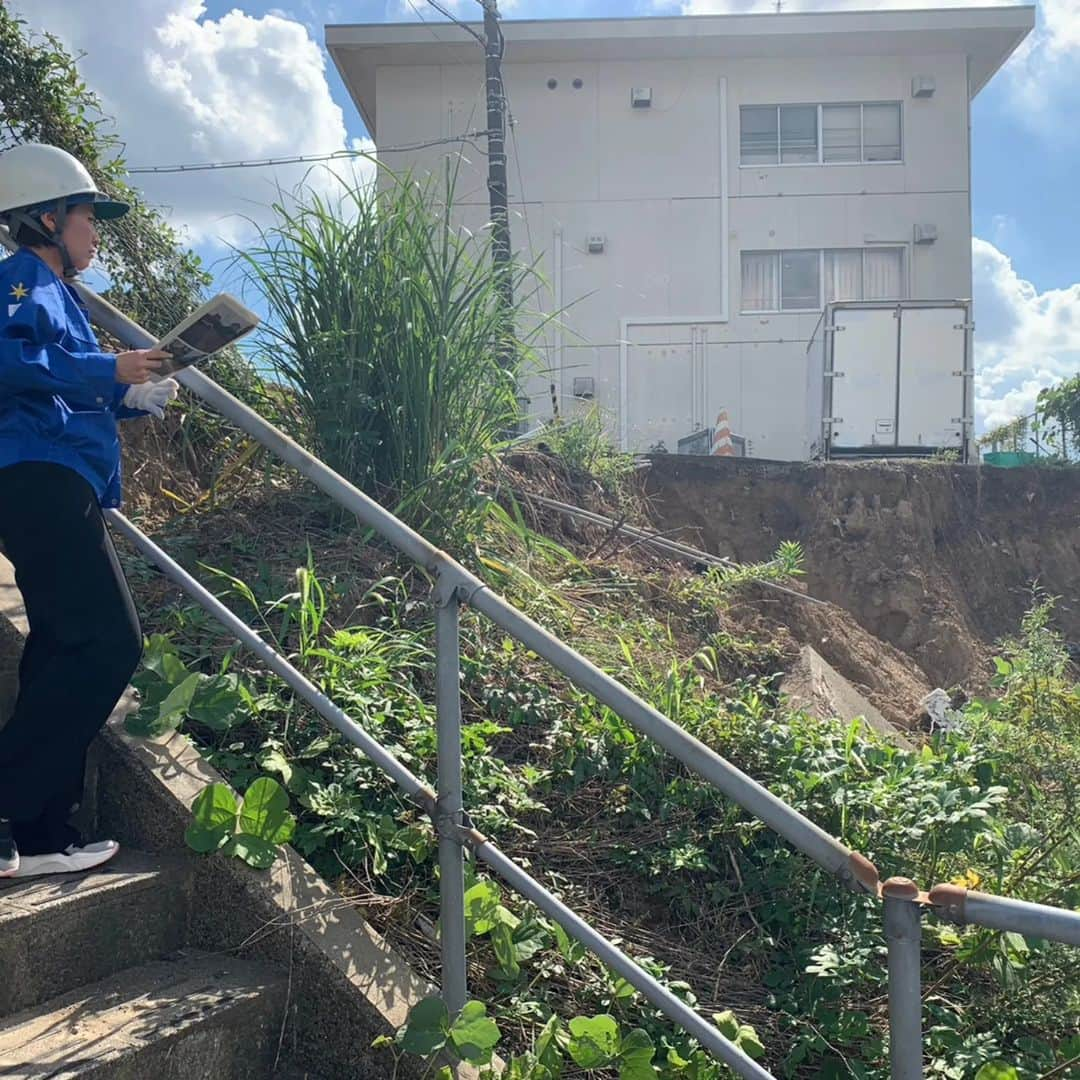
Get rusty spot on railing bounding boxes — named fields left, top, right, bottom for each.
left=881, top=876, right=921, bottom=901
left=849, top=851, right=882, bottom=896
left=927, top=882, right=967, bottom=922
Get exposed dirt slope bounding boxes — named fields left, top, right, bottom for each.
left=643, top=458, right=1080, bottom=690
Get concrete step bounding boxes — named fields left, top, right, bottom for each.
left=0, top=851, right=190, bottom=1017
left=0, top=951, right=287, bottom=1079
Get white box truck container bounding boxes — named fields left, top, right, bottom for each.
left=805, top=300, right=974, bottom=462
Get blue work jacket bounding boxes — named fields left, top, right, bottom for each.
left=0, top=248, right=145, bottom=507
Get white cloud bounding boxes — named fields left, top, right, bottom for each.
left=972, top=238, right=1080, bottom=430
left=1004, top=0, right=1080, bottom=134
left=16, top=1, right=374, bottom=247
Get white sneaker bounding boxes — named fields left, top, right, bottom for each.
left=10, top=840, right=119, bottom=877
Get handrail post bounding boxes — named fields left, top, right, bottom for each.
left=882, top=878, right=924, bottom=1080
left=435, top=574, right=468, bottom=1018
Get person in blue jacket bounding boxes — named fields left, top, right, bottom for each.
left=0, top=144, right=179, bottom=878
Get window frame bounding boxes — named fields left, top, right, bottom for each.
left=740, top=246, right=907, bottom=314
left=738, top=102, right=903, bottom=168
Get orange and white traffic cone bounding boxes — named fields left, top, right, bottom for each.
left=711, top=410, right=736, bottom=457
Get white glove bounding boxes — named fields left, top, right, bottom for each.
left=122, top=377, right=179, bottom=419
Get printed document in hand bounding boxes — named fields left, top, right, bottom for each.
left=156, top=293, right=259, bottom=374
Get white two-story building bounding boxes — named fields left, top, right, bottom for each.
left=327, top=7, right=1033, bottom=459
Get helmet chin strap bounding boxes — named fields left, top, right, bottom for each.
left=10, top=197, right=77, bottom=279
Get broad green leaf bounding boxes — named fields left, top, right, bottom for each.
left=141, top=634, right=187, bottom=683
left=185, top=783, right=238, bottom=853
left=124, top=678, right=174, bottom=736
left=260, top=749, right=315, bottom=796
left=551, top=921, right=586, bottom=962
left=492, top=904, right=521, bottom=931
left=491, top=920, right=520, bottom=980
left=391, top=825, right=433, bottom=860
left=666, top=1048, right=690, bottom=1069
left=737, top=1027, right=765, bottom=1061
left=974, top=1065, right=1018, bottom=1080
left=400, top=996, right=449, bottom=1056
left=535, top=1015, right=564, bottom=1074
left=618, top=1029, right=656, bottom=1080
left=712, top=1011, right=739, bottom=1041
left=239, top=777, right=292, bottom=841
left=567, top=1014, right=619, bottom=1069
left=449, top=1001, right=500, bottom=1064
left=131, top=666, right=166, bottom=696
left=155, top=672, right=202, bottom=734
left=188, top=674, right=244, bottom=732
left=464, top=880, right=503, bottom=938
left=511, top=923, right=550, bottom=964
left=297, top=732, right=338, bottom=759
left=225, top=833, right=279, bottom=869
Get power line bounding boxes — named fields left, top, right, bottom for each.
left=126, top=134, right=490, bottom=175
left=425, top=0, right=486, bottom=45
left=404, top=0, right=485, bottom=48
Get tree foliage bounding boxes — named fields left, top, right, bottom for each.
left=0, top=5, right=210, bottom=334
left=1037, top=373, right=1080, bottom=455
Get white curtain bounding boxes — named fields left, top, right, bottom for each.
left=864, top=248, right=905, bottom=299
left=741, top=252, right=780, bottom=311
left=825, top=250, right=863, bottom=302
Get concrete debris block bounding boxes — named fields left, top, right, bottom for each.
left=922, top=688, right=962, bottom=734
left=781, top=644, right=915, bottom=750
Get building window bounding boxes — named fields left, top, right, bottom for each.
left=740, top=107, right=779, bottom=166
left=824, top=249, right=864, bottom=301
left=742, top=248, right=906, bottom=312
left=822, top=105, right=861, bottom=163
left=862, top=103, right=903, bottom=162
left=780, top=106, right=818, bottom=164
left=781, top=250, right=820, bottom=309
left=741, top=251, right=780, bottom=310
left=740, top=103, right=902, bottom=165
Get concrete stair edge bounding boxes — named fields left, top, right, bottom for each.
left=0, top=851, right=191, bottom=1019
left=0, top=950, right=286, bottom=1079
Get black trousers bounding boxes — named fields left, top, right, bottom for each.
left=0, top=462, right=142, bottom=855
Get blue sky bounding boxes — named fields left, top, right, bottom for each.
left=18, top=0, right=1080, bottom=430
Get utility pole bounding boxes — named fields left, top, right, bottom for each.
left=481, top=0, right=513, bottom=319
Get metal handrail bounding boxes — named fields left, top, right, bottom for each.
left=71, top=277, right=1080, bottom=1079
left=5, top=228, right=1075, bottom=1075
left=109, top=510, right=773, bottom=1078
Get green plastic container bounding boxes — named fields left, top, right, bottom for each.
left=982, top=451, right=1038, bottom=468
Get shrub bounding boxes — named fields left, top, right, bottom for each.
left=237, top=163, right=542, bottom=542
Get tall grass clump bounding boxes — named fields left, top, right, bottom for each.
left=237, top=163, right=538, bottom=541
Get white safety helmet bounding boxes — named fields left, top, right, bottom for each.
left=0, top=143, right=128, bottom=275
